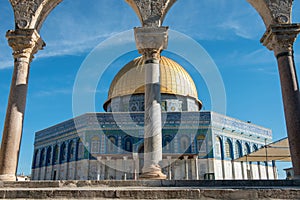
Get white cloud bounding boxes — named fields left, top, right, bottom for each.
left=33, top=88, right=72, bottom=97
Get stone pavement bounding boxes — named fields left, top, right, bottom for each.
left=0, top=180, right=300, bottom=199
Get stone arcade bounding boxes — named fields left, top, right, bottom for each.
left=0, top=0, right=300, bottom=182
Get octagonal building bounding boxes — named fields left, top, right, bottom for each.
left=31, top=56, right=276, bottom=180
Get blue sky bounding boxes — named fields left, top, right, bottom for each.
left=0, top=0, right=299, bottom=178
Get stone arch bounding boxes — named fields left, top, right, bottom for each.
left=247, top=0, right=293, bottom=28
left=10, top=0, right=63, bottom=31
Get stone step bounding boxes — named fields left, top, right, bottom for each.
left=0, top=180, right=299, bottom=199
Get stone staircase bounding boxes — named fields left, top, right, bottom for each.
left=0, top=180, right=300, bottom=199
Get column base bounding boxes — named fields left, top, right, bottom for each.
left=139, top=171, right=167, bottom=180
left=139, top=165, right=167, bottom=180
left=0, top=174, right=16, bottom=181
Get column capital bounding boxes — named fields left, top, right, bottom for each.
left=125, top=0, right=176, bottom=27
left=261, top=24, right=300, bottom=57
left=6, top=29, right=45, bottom=61
left=134, top=26, right=168, bottom=61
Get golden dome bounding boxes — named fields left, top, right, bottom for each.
left=104, top=56, right=201, bottom=109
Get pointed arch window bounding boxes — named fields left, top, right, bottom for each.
left=91, top=136, right=100, bottom=153
left=39, top=148, right=45, bottom=167
left=124, top=137, right=133, bottom=152
left=225, top=139, right=233, bottom=160
left=215, top=136, right=222, bottom=158
left=53, top=145, right=59, bottom=164
left=235, top=141, right=243, bottom=158
left=46, top=147, right=52, bottom=166
left=60, top=143, right=66, bottom=163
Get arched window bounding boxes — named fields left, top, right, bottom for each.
left=107, top=136, right=116, bottom=153
left=68, top=141, right=75, bottom=161
left=243, top=143, right=251, bottom=155
left=124, top=137, right=133, bottom=152
left=91, top=136, right=100, bottom=154
left=235, top=141, right=243, bottom=158
left=77, top=140, right=85, bottom=159
left=253, top=144, right=258, bottom=151
left=215, top=136, right=222, bottom=158
left=60, top=143, right=66, bottom=163
left=163, top=135, right=172, bottom=151
left=225, top=139, right=233, bottom=160
left=180, top=136, right=190, bottom=153
left=46, top=147, right=52, bottom=166
left=197, top=135, right=206, bottom=153
left=33, top=150, right=39, bottom=167
left=39, top=148, right=45, bottom=167
left=52, top=145, right=59, bottom=164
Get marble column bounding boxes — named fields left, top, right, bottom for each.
left=193, top=155, right=199, bottom=180
left=184, top=156, right=189, bottom=180
left=262, top=24, right=300, bottom=179
left=132, top=153, right=138, bottom=180
left=135, top=27, right=168, bottom=179
left=167, top=156, right=172, bottom=180
left=0, top=29, right=44, bottom=181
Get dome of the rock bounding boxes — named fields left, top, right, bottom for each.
left=104, top=56, right=202, bottom=112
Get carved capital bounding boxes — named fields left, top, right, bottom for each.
left=6, top=29, right=45, bottom=62
left=125, top=0, right=176, bottom=27
left=134, top=27, right=168, bottom=61
left=261, top=24, right=300, bottom=56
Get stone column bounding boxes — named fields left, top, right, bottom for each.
left=167, top=156, right=172, bottom=180
left=184, top=156, right=189, bottom=180
left=262, top=24, right=300, bottom=179
left=0, top=29, right=44, bottom=181
left=193, top=155, right=199, bottom=180
left=135, top=27, right=168, bottom=179
left=132, top=153, right=138, bottom=180
left=123, top=156, right=128, bottom=180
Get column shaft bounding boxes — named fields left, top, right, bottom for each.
left=0, top=29, right=44, bottom=181
left=261, top=24, right=300, bottom=180
left=134, top=27, right=168, bottom=180
left=144, top=61, right=162, bottom=168
left=277, top=53, right=300, bottom=179
left=140, top=60, right=166, bottom=179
